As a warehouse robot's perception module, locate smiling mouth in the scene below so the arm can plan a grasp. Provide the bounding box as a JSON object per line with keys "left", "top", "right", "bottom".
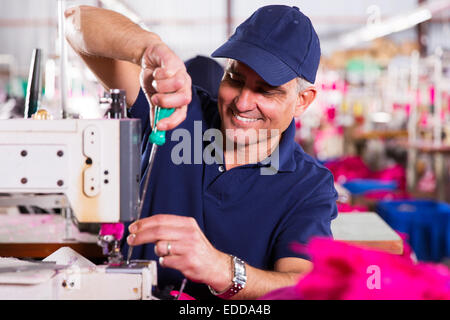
{"left": 231, "top": 109, "right": 261, "bottom": 123}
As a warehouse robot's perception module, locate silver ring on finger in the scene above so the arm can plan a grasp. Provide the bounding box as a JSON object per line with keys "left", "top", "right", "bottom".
{"left": 167, "top": 242, "right": 172, "bottom": 256}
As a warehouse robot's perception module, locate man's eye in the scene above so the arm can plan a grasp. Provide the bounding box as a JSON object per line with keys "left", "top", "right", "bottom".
{"left": 258, "top": 88, "right": 275, "bottom": 96}
{"left": 226, "top": 73, "right": 243, "bottom": 85}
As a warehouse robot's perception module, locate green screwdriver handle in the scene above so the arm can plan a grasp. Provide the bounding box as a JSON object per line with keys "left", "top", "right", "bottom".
{"left": 149, "top": 106, "right": 175, "bottom": 146}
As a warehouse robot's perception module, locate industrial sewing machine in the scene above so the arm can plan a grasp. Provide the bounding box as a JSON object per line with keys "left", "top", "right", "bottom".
{"left": 0, "top": 115, "right": 159, "bottom": 300}
{"left": 0, "top": 0, "right": 161, "bottom": 298}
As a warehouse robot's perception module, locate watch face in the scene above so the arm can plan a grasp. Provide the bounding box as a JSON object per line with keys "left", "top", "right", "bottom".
{"left": 233, "top": 257, "right": 247, "bottom": 287}
{"left": 209, "top": 256, "right": 247, "bottom": 298}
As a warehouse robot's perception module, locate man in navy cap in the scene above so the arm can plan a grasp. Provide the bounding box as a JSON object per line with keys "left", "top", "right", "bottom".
{"left": 65, "top": 5, "right": 337, "bottom": 300}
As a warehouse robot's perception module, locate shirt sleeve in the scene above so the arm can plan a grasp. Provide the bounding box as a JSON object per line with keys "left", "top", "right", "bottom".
{"left": 273, "top": 176, "right": 338, "bottom": 262}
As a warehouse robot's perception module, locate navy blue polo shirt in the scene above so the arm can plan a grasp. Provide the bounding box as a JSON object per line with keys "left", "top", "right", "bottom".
{"left": 121, "top": 86, "right": 338, "bottom": 299}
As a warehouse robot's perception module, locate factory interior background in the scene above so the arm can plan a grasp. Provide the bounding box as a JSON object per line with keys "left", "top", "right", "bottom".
{"left": 1, "top": 0, "right": 450, "bottom": 300}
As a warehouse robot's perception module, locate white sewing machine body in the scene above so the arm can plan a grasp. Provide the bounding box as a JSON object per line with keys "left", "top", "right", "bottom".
{"left": 0, "top": 118, "right": 163, "bottom": 300}
{"left": 0, "top": 248, "right": 158, "bottom": 300}
{"left": 0, "top": 118, "right": 141, "bottom": 223}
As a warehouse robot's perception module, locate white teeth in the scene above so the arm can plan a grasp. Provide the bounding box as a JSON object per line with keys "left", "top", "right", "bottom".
{"left": 236, "top": 115, "right": 258, "bottom": 122}
{"left": 232, "top": 110, "right": 258, "bottom": 123}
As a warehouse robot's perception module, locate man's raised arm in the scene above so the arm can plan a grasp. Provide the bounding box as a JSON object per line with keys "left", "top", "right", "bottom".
{"left": 64, "top": 5, "right": 191, "bottom": 128}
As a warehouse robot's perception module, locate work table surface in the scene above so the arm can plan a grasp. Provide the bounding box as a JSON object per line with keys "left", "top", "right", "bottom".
{"left": 0, "top": 211, "right": 102, "bottom": 259}
{"left": 331, "top": 212, "right": 403, "bottom": 254}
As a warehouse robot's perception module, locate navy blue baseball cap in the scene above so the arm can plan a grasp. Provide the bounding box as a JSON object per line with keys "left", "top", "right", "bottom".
{"left": 212, "top": 5, "right": 321, "bottom": 86}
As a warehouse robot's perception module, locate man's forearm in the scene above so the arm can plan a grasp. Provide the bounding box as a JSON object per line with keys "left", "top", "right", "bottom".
{"left": 230, "top": 265, "right": 304, "bottom": 300}
{"left": 65, "top": 5, "right": 161, "bottom": 66}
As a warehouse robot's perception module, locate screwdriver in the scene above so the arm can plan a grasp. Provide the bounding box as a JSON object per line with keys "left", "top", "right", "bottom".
{"left": 126, "top": 105, "right": 174, "bottom": 264}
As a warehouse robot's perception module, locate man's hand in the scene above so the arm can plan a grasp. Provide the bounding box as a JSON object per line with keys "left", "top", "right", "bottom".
{"left": 140, "top": 43, "right": 192, "bottom": 131}
{"left": 126, "top": 214, "right": 313, "bottom": 299}
{"left": 127, "top": 214, "right": 232, "bottom": 291}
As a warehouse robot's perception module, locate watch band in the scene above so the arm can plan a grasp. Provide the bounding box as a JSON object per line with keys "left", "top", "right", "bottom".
{"left": 208, "top": 255, "right": 247, "bottom": 299}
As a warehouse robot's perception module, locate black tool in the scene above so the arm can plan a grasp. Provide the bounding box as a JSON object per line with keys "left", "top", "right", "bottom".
{"left": 24, "top": 48, "right": 42, "bottom": 118}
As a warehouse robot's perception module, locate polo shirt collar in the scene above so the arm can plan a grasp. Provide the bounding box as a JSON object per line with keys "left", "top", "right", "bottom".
{"left": 259, "top": 119, "right": 297, "bottom": 173}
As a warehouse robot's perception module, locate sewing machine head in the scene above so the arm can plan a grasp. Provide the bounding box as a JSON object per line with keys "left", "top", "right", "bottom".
{"left": 0, "top": 117, "right": 141, "bottom": 263}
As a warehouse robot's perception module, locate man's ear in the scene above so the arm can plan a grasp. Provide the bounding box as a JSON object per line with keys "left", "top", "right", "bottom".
{"left": 294, "top": 86, "right": 317, "bottom": 117}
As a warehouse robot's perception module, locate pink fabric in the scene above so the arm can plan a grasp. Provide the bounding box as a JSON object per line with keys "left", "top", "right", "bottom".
{"left": 325, "top": 156, "right": 406, "bottom": 191}
{"left": 260, "top": 238, "right": 450, "bottom": 300}
{"left": 429, "top": 86, "right": 435, "bottom": 105}
{"left": 405, "top": 104, "right": 411, "bottom": 116}
{"left": 371, "top": 164, "right": 406, "bottom": 190}
{"left": 417, "top": 169, "right": 436, "bottom": 193}
{"left": 325, "top": 156, "right": 371, "bottom": 184}
{"left": 170, "top": 290, "right": 196, "bottom": 300}
{"left": 419, "top": 112, "right": 428, "bottom": 127}
{"left": 337, "top": 203, "right": 369, "bottom": 213}
{"left": 99, "top": 223, "right": 125, "bottom": 240}
{"left": 326, "top": 106, "right": 336, "bottom": 122}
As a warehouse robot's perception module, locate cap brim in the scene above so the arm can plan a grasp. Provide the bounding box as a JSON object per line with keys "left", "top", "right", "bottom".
{"left": 211, "top": 40, "right": 298, "bottom": 87}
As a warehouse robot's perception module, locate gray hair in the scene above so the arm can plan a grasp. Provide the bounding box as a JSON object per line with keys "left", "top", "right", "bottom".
{"left": 224, "top": 59, "right": 314, "bottom": 93}
{"left": 296, "top": 77, "right": 313, "bottom": 93}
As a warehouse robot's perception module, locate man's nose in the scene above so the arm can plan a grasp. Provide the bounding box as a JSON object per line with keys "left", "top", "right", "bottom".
{"left": 234, "top": 87, "right": 256, "bottom": 112}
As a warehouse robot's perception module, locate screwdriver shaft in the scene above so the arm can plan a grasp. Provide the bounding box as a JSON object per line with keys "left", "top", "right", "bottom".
{"left": 126, "top": 143, "right": 159, "bottom": 264}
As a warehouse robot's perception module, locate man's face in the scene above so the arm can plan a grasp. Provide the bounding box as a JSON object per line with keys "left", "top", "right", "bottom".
{"left": 217, "top": 60, "right": 299, "bottom": 147}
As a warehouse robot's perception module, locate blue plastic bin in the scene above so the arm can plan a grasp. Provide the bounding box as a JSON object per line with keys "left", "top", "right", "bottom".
{"left": 376, "top": 200, "right": 450, "bottom": 262}
{"left": 343, "top": 179, "right": 398, "bottom": 195}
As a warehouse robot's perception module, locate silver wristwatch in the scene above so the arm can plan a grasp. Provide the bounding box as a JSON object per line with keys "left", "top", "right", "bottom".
{"left": 208, "top": 255, "right": 247, "bottom": 299}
